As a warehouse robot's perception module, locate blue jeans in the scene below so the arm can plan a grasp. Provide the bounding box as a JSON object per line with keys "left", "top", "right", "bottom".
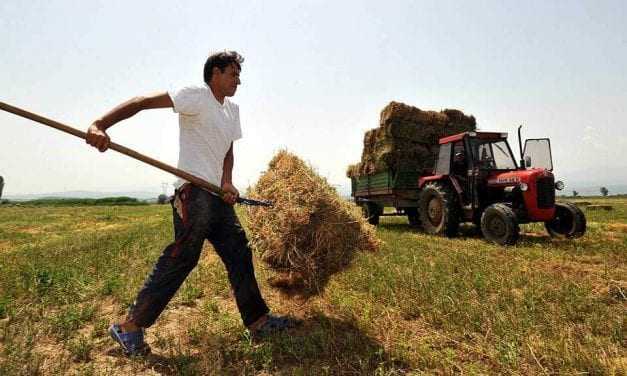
{"left": 126, "top": 184, "right": 269, "bottom": 327}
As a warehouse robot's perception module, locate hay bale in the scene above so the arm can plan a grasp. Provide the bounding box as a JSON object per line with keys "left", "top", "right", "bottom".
{"left": 380, "top": 102, "right": 476, "bottom": 143}
{"left": 346, "top": 163, "right": 361, "bottom": 178}
{"left": 349, "top": 102, "right": 476, "bottom": 178}
{"left": 356, "top": 133, "right": 436, "bottom": 176}
{"left": 247, "top": 150, "right": 380, "bottom": 295}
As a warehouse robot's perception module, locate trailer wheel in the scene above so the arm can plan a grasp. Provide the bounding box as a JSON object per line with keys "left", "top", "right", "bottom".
{"left": 361, "top": 202, "right": 381, "bottom": 226}
{"left": 480, "top": 204, "right": 519, "bottom": 246}
{"left": 418, "top": 182, "right": 460, "bottom": 237}
{"left": 405, "top": 208, "right": 420, "bottom": 227}
{"left": 545, "top": 202, "right": 586, "bottom": 238}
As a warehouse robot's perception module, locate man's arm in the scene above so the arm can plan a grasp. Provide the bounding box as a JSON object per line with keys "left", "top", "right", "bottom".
{"left": 221, "top": 142, "right": 239, "bottom": 205}
{"left": 86, "top": 92, "right": 173, "bottom": 152}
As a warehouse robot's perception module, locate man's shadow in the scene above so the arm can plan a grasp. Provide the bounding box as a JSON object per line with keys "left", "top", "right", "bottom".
{"left": 233, "top": 312, "right": 410, "bottom": 373}
{"left": 106, "top": 312, "right": 410, "bottom": 375}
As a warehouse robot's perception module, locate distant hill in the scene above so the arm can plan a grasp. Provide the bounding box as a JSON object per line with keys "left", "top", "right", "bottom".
{"left": 4, "top": 181, "right": 625, "bottom": 203}
{"left": 4, "top": 190, "right": 162, "bottom": 202}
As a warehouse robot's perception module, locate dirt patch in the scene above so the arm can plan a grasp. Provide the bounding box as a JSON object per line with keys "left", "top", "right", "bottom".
{"left": 96, "top": 224, "right": 125, "bottom": 231}
{"left": 607, "top": 223, "right": 627, "bottom": 233}
{"left": 35, "top": 339, "right": 71, "bottom": 374}
{"left": 31, "top": 296, "right": 211, "bottom": 375}
{"left": 17, "top": 227, "right": 44, "bottom": 234}
{"left": 545, "top": 261, "right": 598, "bottom": 279}
{"left": 533, "top": 258, "right": 626, "bottom": 298}
{"left": 70, "top": 222, "right": 126, "bottom": 232}
{"left": 603, "top": 231, "right": 625, "bottom": 242}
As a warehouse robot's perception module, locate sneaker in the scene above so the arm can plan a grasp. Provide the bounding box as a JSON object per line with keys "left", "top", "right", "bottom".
{"left": 108, "top": 324, "right": 151, "bottom": 356}
{"left": 250, "top": 314, "right": 301, "bottom": 339}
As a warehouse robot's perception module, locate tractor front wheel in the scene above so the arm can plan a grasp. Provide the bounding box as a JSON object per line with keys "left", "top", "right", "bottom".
{"left": 481, "top": 204, "right": 520, "bottom": 246}
{"left": 545, "top": 202, "right": 586, "bottom": 238}
{"left": 418, "top": 182, "right": 460, "bottom": 237}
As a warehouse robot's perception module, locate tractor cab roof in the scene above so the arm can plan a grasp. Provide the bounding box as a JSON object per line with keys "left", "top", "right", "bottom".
{"left": 439, "top": 131, "right": 509, "bottom": 145}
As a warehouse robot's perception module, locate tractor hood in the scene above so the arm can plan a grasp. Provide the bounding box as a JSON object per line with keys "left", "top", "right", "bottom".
{"left": 487, "top": 168, "right": 556, "bottom": 221}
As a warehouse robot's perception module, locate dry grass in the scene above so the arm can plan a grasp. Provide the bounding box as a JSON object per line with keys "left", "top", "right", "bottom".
{"left": 246, "top": 150, "right": 380, "bottom": 296}
{"left": 0, "top": 197, "right": 625, "bottom": 374}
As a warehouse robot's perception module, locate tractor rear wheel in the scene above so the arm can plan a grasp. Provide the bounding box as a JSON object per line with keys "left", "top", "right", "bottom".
{"left": 545, "top": 202, "right": 586, "bottom": 238}
{"left": 361, "top": 202, "right": 381, "bottom": 226}
{"left": 418, "top": 182, "right": 460, "bottom": 237}
{"left": 481, "top": 203, "right": 520, "bottom": 245}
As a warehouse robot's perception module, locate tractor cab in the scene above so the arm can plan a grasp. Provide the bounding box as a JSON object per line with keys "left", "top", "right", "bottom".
{"left": 434, "top": 130, "right": 556, "bottom": 174}
{"left": 427, "top": 132, "right": 525, "bottom": 216}
{"left": 434, "top": 131, "right": 518, "bottom": 175}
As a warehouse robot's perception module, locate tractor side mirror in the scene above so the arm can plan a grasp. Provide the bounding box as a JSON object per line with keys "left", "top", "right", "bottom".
{"left": 524, "top": 156, "right": 531, "bottom": 167}
{"left": 523, "top": 138, "right": 553, "bottom": 171}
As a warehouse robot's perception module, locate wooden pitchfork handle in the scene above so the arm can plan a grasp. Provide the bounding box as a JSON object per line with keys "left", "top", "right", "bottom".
{"left": 0, "top": 101, "right": 273, "bottom": 207}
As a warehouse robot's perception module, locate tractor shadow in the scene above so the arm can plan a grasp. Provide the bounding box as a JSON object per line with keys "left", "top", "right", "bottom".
{"left": 377, "top": 221, "right": 576, "bottom": 247}
{"left": 516, "top": 232, "right": 588, "bottom": 250}
{"left": 378, "top": 220, "right": 484, "bottom": 239}
{"left": 377, "top": 218, "right": 422, "bottom": 234}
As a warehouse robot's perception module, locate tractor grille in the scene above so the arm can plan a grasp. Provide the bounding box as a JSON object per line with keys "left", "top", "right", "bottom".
{"left": 536, "top": 176, "right": 555, "bottom": 208}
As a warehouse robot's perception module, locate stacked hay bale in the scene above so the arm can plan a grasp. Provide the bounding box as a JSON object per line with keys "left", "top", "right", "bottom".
{"left": 246, "top": 150, "right": 380, "bottom": 296}
{"left": 347, "top": 102, "right": 476, "bottom": 178}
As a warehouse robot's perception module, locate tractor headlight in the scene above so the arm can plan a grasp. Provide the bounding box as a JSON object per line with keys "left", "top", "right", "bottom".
{"left": 519, "top": 183, "right": 529, "bottom": 192}
{"left": 555, "top": 180, "right": 565, "bottom": 191}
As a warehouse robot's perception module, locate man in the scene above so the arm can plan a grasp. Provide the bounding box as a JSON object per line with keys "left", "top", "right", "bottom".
{"left": 87, "top": 51, "right": 296, "bottom": 356}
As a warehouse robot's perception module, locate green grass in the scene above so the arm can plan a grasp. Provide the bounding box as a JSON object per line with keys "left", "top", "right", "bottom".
{"left": 0, "top": 198, "right": 625, "bottom": 374}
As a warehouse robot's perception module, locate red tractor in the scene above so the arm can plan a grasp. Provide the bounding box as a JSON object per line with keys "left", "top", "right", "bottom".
{"left": 417, "top": 126, "right": 586, "bottom": 245}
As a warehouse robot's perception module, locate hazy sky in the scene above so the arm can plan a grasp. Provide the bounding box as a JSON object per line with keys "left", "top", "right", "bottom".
{"left": 1, "top": 0, "right": 626, "bottom": 196}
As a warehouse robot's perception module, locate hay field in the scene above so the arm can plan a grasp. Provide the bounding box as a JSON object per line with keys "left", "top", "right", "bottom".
{"left": 0, "top": 198, "right": 625, "bottom": 375}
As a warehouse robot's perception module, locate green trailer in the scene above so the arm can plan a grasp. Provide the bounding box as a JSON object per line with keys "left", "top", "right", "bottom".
{"left": 350, "top": 169, "right": 427, "bottom": 225}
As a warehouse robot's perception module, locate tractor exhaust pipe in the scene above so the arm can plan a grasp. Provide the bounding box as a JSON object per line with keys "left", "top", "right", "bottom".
{"left": 517, "top": 125, "right": 525, "bottom": 169}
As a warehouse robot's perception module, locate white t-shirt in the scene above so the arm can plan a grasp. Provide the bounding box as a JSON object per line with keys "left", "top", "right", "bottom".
{"left": 168, "top": 84, "right": 242, "bottom": 188}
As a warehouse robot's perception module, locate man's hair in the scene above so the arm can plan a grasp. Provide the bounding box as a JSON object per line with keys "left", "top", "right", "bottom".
{"left": 203, "top": 51, "right": 244, "bottom": 84}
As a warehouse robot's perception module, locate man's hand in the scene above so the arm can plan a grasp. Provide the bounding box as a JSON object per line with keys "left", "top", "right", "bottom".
{"left": 221, "top": 182, "right": 239, "bottom": 205}
{"left": 86, "top": 122, "right": 111, "bottom": 152}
